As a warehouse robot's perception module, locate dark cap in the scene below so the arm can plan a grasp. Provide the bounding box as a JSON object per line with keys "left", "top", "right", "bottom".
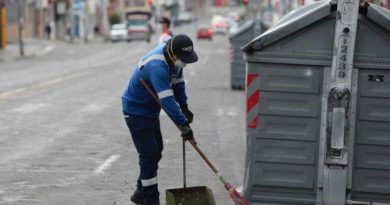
{"left": 159, "top": 17, "right": 171, "bottom": 26}
{"left": 170, "top": 34, "right": 198, "bottom": 64}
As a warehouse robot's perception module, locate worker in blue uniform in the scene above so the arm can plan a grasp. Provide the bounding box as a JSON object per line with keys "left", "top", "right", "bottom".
{"left": 122, "top": 34, "right": 198, "bottom": 205}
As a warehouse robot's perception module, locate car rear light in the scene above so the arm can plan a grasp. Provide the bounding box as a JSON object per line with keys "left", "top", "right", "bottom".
{"left": 208, "top": 29, "right": 213, "bottom": 34}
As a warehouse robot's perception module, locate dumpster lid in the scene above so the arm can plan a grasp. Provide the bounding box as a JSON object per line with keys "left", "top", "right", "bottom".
{"left": 242, "top": 0, "right": 332, "bottom": 53}
{"left": 367, "top": 3, "right": 390, "bottom": 32}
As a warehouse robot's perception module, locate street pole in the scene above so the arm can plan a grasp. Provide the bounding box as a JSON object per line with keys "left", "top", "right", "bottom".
{"left": 0, "top": 0, "right": 7, "bottom": 49}
{"left": 70, "top": 0, "right": 74, "bottom": 43}
{"left": 17, "top": 0, "right": 24, "bottom": 57}
{"left": 102, "top": 0, "right": 108, "bottom": 39}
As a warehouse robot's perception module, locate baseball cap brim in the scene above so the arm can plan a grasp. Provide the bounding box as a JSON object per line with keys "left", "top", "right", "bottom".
{"left": 178, "top": 50, "right": 198, "bottom": 64}
{"left": 159, "top": 18, "right": 170, "bottom": 25}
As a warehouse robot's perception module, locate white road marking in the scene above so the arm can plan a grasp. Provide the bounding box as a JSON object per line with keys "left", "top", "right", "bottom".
{"left": 3, "top": 196, "right": 25, "bottom": 202}
{"left": 12, "top": 103, "right": 47, "bottom": 113}
{"left": 2, "top": 192, "right": 40, "bottom": 202}
{"left": 214, "top": 107, "right": 239, "bottom": 117}
{"left": 215, "top": 107, "right": 224, "bottom": 116}
{"left": 94, "top": 154, "right": 120, "bottom": 174}
{"left": 227, "top": 110, "right": 238, "bottom": 116}
{"left": 0, "top": 71, "right": 88, "bottom": 101}
{"left": 79, "top": 103, "right": 108, "bottom": 113}
{"left": 6, "top": 169, "right": 91, "bottom": 174}
{"left": 216, "top": 48, "right": 226, "bottom": 54}
{"left": 36, "top": 45, "right": 55, "bottom": 57}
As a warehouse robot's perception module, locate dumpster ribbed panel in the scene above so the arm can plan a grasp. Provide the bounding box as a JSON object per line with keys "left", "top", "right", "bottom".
{"left": 245, "top": 63, "right": 322, "bottom": 204}
{"left": 353, "top": 18, "right": 390, "bottom": 203}
{"left": 359, "top": 97, "right": 390, "bottom": 122}
{"left": 357, "top": 121, "right": 390, "bottom": 146}
{"left": 255, "top": 139, "right": 316, "bottom": 165}
{"left": 352, "top": 68, "right": 390, "bottom": 201}
{"left": 253, "top": 163, "right": 315, "bottom": 189}
{"left": 259, "top": 92, "right": 319, "bottom": 117}
{"left": 259, "top": 116, "right": 318, "bottom": 141}
{"left": 359, "top": 70, "right": 390, "bottom": 98}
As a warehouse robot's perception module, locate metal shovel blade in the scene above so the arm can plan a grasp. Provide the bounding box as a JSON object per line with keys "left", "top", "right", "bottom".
{"left": 166, "top": 186, "right": 216, "bottom": 205}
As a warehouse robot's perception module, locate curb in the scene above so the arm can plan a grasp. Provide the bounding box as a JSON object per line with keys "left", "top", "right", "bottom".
{"left": 0, "top": 43, "right": 55, "bottom": 63}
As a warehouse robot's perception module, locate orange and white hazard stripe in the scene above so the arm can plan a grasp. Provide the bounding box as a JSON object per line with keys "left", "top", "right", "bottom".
{"left": 229, "top": 45, "right": 234, "bottom": 64}
{"left": 246, "top": 64, "right": 260, "bottom": 129}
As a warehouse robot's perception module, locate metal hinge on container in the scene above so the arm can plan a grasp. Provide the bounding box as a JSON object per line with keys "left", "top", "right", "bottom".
{"left": 320, "top": 0, "right": 363, "bottom": 205}
{"left": 324, "top": 0, "right": 362, "bottom": 166}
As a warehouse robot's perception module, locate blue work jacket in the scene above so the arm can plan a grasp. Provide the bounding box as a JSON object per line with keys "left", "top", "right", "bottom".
{"left": 122, "top": 44, "right": 188, "bottom": 125}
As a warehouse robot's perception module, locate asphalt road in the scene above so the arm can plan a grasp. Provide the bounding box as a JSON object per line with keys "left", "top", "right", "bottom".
{"left": 0, "top": 22, "right": 246, "bottom": 205}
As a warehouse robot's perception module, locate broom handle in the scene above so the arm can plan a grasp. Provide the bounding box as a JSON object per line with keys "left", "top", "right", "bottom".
{"left": 183, "top": 138, "right": 186, "bottom": 189}
{"left": 139, "top": 79, "right": 251, "bottom": 205}
{"left": 139, "top": 79, "right": 221, "bottom": 178}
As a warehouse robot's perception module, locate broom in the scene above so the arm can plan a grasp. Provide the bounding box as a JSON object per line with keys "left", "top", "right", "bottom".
{"left": 140, "top": 79, "right": 250, "bottom": 205}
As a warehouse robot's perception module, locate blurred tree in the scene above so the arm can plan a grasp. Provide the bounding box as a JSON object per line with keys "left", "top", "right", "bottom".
{"left": 109, "top": 12, "right": 121, "bottom": 25}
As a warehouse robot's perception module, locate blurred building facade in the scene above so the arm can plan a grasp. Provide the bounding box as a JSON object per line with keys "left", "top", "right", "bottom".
{"left": 366, "top": 0, "right": 389, "bottom": 8}
{"left": 4, "top": 0, "right": 37, "bottom": 43}
{"left": 0, "top": 0, "right": 113, "bottom": 48}
{"left": 304, "top": 0, "right": 389, "bottom": 8}
{"left": 2, "top": 0, "right": 387, "bottom": 49}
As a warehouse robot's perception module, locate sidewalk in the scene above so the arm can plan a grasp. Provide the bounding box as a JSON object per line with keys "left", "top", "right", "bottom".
{"left": 0, "top": 39, "right": 54, "bottom": 62}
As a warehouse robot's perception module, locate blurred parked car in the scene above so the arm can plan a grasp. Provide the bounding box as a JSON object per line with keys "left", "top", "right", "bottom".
{"left": 211, "top": 15, "right": 228, "bottom": 35}
{"left": 126, "top": 11, "right": 152, "bottom": 43}
{"left": 177, "top": 11, "right": 193, "bottom": 24}
{"left": 225, "top": 16, "right": 239, "bottom": 31}
{"left": 197, "top": 27, "right": 213, "bottom": 40}
{"left": 109, "top": 24, "right": 127, "bottom": 42}
{"left": 227, "top": 11, "right": 241, "bottom": 21}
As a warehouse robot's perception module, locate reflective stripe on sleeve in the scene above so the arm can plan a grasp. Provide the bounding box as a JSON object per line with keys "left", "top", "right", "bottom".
{"left": 158, "top": 89, "right": 173, "bottom": 99}
{"left": 141, "top": 176, "right": 158, "bottom": 187}
{"left": 137, "top": 54, "right": 167, "bottom": 69}
{"left": 172, "top": 78, "right": 185, "bottom": 85}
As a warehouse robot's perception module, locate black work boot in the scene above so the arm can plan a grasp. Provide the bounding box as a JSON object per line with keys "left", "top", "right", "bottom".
{"left": 130, "top": 190, "right": 144, "bottom": 205}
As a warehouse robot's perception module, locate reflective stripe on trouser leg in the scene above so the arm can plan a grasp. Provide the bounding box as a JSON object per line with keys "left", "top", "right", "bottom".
{"left": 142, "top": 176, "right": 158, "bottom": 187}
{"left": 125, "top": 115, "right": 163, "bottom": 205}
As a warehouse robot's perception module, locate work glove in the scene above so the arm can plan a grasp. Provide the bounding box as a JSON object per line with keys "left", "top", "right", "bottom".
{"left": 179, "top": 122, "right": 193, "bottom": 141}
{"left": 181, "top": 105, "right": 194, "bottom": 123}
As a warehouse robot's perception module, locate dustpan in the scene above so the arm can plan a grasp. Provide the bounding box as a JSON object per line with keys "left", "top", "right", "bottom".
{"left": 166, "top": 140, "right": 216, "bottom": 205}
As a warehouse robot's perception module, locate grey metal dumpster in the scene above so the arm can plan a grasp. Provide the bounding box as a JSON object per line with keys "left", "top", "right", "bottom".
{"left": 242, "top": 1, "right": 390, "bottom": 205}
{"left": 229, "top": 20, "right": 268, "bottom": 90}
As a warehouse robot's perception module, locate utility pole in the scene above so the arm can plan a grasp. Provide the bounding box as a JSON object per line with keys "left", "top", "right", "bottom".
{"left": 17, "top": 0, "right": 24, "bottom": 57}
{"left": 103, "top": 0, "right": 108, "bottom": 38}
{"left": 100, "top": 0, "right": 108, "bottom": 39}
{"left": 70, "top": 0, "right": 74, "bottom": 43}
{"left": 0, "top": 0, "right": 7, "bottom": 49}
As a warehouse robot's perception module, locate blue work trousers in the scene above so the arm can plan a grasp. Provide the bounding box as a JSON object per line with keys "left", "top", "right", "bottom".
{"left": 125, "top": 114, "right": 163, "bottom": 205}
